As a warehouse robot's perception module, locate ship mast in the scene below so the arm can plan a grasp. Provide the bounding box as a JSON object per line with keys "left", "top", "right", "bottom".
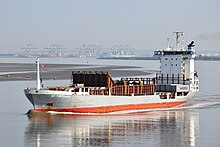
{"left": 36, "top": 57, "right": 41, "bottom": 90}
{"left": 174, "top": 32, "right": 184, "bottom": 50}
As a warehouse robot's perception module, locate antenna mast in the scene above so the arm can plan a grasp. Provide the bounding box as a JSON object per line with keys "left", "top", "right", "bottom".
{"left": 167, "top": 38, "right": 170, "bottom": 48}
{"left": 173, "top": 32, "right": 184, "bottom": 50}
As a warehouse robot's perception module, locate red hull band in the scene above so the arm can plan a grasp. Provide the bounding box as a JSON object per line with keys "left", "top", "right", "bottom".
{"left": 33, "top": 101, "right": 185, "bottom": 113}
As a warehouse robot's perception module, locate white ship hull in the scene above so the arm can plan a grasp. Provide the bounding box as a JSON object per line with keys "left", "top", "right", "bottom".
{"left": 25, "top": 89, "right": 195, "bottom": 113}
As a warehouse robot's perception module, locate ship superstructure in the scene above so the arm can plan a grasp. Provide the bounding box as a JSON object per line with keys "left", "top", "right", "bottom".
{"left": 24, "top": 32, "right": 199, "bottom": 114}
{"left": 154, "top": 32, "right": 199, "bottom": 98}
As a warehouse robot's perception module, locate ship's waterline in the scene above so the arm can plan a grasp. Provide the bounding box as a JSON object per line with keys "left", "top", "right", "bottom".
{"left": 29, "top": 101, "right": 186, "bottom": 113}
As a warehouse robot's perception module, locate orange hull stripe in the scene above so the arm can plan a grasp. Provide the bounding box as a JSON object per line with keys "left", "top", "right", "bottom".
{"left": 34, "top": 101, "right": 185, "bottom": 113}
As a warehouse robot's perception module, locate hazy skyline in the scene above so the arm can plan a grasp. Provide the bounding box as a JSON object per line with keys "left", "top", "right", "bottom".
{"left": 0, "top": 0, "right": 220, "bottom": 52}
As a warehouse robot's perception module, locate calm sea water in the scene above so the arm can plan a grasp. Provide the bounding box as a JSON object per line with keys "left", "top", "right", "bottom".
{"left": 0, "top": 58, "right": 220, "bottom": 147}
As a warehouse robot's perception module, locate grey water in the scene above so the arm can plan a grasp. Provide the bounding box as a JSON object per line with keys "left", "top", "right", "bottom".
{"left": 0, "top": 58, "right": 220, "bottom": 147}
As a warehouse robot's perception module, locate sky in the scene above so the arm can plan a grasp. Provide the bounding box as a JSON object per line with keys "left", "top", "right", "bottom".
{"left": 0, "top": 0, "right": 220, "bottom": 53}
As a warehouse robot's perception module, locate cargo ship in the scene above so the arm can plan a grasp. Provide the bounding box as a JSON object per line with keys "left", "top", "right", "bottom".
{"left": 24, "top": 32, "right": 199, "bottom": 114}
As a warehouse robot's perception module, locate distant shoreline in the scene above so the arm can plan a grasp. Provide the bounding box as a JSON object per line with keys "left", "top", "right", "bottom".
{"left": 0, "top": 63, "right": 153, "bottom": 81}
{"left": 97, "top": 56, "right": 220, "bottom": 61}
{"left": 1, "top": 55, "right": 220, "bottom": 61}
